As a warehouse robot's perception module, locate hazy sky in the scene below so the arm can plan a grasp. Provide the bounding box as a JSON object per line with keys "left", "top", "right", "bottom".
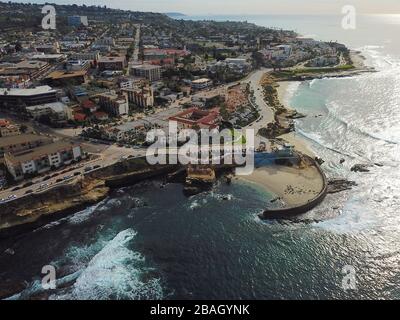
{"left": 12, "top": 0, "right": 400, "bottom": 15}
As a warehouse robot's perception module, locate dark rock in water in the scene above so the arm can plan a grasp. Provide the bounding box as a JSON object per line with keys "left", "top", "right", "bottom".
{"left": 374, "top": 162, "right": 384, "bottom": 167}
{"left": 315, "top": 157, "right": 325, "bottom": 165}
{"left": 351, "top": 164, "right": 371, "bottom": 173}
{"left": 225, "top": 174, "right": 233, "bottom": 185}
{"left": 270, "top": 197, "right": 281, "bottom": 203}
{"left": 340, "top": 158, "right": 346, "bottom": 164}
{"left": 327, "top": 179, "right": 357, "bottom": 194}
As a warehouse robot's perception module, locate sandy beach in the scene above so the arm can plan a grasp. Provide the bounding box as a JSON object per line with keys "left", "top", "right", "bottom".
{"left": 276, "top": 81, "right": 293, "bottom": 106}
{"left": 241, "top": 165, "right": 324, "bottom": 207}
{"left": 239, "top": 75, "right": 324, "bottom": 207}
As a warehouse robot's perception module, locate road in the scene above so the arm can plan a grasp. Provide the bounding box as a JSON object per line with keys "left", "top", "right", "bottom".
{"left": 127, "top": 24, "right": 141, "bottom": 75}
{"left": 0, "top": 68, "right": 274, "bottom": 204}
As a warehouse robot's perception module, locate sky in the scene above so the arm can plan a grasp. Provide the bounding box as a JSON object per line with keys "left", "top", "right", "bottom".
{"left": 11, "top": 0, "right": 400, "bottom": 15}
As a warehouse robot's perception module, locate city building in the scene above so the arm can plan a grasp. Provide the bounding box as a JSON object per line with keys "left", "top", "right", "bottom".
{"left": 70, "top": 51, "right": 100, "bottom": 62}
{"left": 0, "top": 60, "right": 49, "bottom": 79}
{"left": 98, "top": 56, "right": 126, "bottom": 71}
{"left": 68, "top": 15, "right": 88, "bottom": 27}
{"left": 45, "top": 70, "right": 87, "bottom": 86}
{"left": 35, "top": 42, "right": 60, "bottom": 54}
{"left": 191, "top": 78, "right": 213, "bottom": 90}
{"left": 130, "top": 64, "right": 162, "bottom": 82}
{"left": 169, "top": 107, "right": 221, "bottom": 130}
{"left": 117, "top": 77, "right": 143, "bottom": 89}
{"left": 4, "top": 141, "right": 83, "bottom": 180}
{"left": 0, "top": 119, "right": 20, "bottom": 137}
{"left": 0, "top": 86, "right": 57, "bottom": 107}
{"left": 98, "top": 92, "right": 129, "bottom": 117}
{"left": 123, "top": 85, "right": 154, "bottom": 109}
{"left": 26, "top": 102, "right": 73, "bottom": 121}
{"left": 66, "top": 60, "right": 91, "bottom": 71}
{"left": 0, "top": 134, "right": 52, "bottom": 156}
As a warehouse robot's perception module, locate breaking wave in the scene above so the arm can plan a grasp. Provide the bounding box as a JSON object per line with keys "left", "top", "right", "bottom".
{"left": 6, "top": 229, "right": 164, "bottom": 300}
{"left": 51, "top": 229, "right": 163, "bottom": 300}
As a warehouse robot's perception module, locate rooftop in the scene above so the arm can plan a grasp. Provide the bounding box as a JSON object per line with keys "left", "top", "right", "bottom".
{"left": 6, "top": 141, "right": 80, "bottom": 164}
{"left": 98, "top": 56, "right": 126, "bottom": 63}
{"left": 46, "top": 70, "right": 87, "bottom": 80}
{"left": 0, "top": 86, "right": 56, "bottom": 96}
{"left": 26, "top": 102, "right": 69, "bottom": 113}
{"left": 0, "top": 134, "right": 51, "bottom": 148}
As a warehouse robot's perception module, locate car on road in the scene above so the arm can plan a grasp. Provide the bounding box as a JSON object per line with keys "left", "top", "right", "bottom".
{"left": 11, "top": 186, "right": 21, "bottom": 191}
{"left": 84, "top": 166, "right": 93, "bottom": 172}
{"left": 7, "top": 194, "right": 17, "bottom": 200}
{"left": 22, "top": 181, "right": 34, "bottom": 188}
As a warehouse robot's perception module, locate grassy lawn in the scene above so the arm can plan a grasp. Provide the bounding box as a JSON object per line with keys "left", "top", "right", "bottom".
{"left": 271, "top": 64, "right": 355, "bottom": 79}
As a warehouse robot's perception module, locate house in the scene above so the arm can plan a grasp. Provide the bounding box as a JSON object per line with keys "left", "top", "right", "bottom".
{"left": 93, "top": 111, "right": 109, "bottom": 121}
{"left": 81, "top": 100, "right": 98, "bottom": 113}
{"left": 73, "top": 112, "right": 87, "bottom": 123}
{"left": 0, "top": 119, "right": 21, "bottom": 137}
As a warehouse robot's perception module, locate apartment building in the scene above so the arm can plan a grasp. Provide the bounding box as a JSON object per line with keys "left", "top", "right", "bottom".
{"left": 98, "top": 56, "right": 126, "bottom": 71}
{"left": 98, "top": 92, "right": 129, "bottom": 117}
{"left": 4, "top": 141, "right": 83, "bottom": 180}
{"left": 130, "top": 64, "right": 162, "bottom": 82}
{"left": 0, "top": 134, "right": 52, "bottom": 156}
{"left": 123, "top": 85, "right": 154, "bottom": 109}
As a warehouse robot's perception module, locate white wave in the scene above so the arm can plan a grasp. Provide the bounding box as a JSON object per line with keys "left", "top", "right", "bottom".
{"left": 50, "top": 229, "right": 163, "bottom": 300}
{"left": 313, "top": 197, "right": 379, "bottom": 234}
{"left": 282, "top": 81, "right": 301, "bottom": 106}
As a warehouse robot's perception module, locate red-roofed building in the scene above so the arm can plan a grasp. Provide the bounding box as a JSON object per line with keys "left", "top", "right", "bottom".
{"left": 74, "top": 112, "right": 87, "bottom": 122}
{"left": 81, "top": 100, "right": 98, "bottom": 113}
{"left": 93, "top": 111, "right": 109, "bottom": 121}
{"left": 169, "top": 107, "right": 221, "bottom": 130}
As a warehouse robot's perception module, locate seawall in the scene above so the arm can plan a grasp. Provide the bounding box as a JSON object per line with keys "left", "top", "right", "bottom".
{"left": 259, "top": 154, "right": 328, "bottom": 220}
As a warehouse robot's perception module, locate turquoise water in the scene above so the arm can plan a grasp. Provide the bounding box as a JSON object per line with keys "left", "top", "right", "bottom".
{"left": 1, "top": 14, "right": 400, "bottom": 300}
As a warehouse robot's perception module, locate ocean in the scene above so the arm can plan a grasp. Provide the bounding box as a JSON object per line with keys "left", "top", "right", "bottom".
{"left": 1, "top": 14, "right": 400, "bottom": 300}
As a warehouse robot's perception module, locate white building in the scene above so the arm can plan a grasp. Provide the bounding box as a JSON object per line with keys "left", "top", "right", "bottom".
{"left": 66, "top": 60, "right": 91, "bottom": 71}
{"left": 99, "top": 92, "right": 129, "bottom": 117}
{"left": 4, "top": 141, "right": 83, "bottom": 180}
{"left": 191, "top": 78, "right": 213, "bottom": 90}
{"left": 130, "top": 64, "right": 162, "bottom": 82}
{"left": 26, "top": 102, "right": 73, "bottom": 121}
{"left": 123, "top": 85, "right": 154, "bottom": 109}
